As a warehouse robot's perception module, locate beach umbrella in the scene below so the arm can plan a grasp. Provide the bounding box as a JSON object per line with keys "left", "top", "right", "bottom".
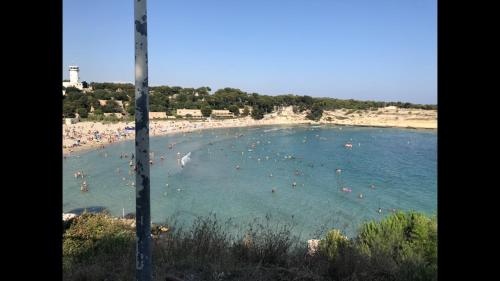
{"left": 134, "top": 1, "right": 152, "bottom": 280}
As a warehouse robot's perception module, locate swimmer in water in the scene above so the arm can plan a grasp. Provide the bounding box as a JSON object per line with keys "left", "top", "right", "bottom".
{"left": 269, "top": 173, "right": 273, "bottom": 177}
{"left": 292, "top": 182, "right": 297, "bottom": 188}
{"left": 335, "top": 168, "right": 342, "bottom": 174}
{"left": 370, "top": 184, "right": 375, "bottom": 189}
{"left": 236, "top": 165, "right": 240, "bottom": 170}
{"left": 359, "top": 193, "right": 364, "bottom": 199}
{"left": 272, "top": 189, "right": 276, "bottom": 193}
{"left": 81, "top": 181, "right": 88, "bottom": 192}
{"left": 378, "top": 208, "right": 382, "bottom": 214}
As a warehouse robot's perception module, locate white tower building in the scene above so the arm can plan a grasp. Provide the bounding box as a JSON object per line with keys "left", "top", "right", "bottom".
{"left": 63, "top": 65, "right": 84, "bottom": 91}
{"left": 69, "top": 65, "right": 80, "bottom": 84}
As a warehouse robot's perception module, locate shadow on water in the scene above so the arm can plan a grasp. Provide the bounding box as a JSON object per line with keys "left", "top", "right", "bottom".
{"left": 67, "top": 206, "right": 108, "bottom": 215}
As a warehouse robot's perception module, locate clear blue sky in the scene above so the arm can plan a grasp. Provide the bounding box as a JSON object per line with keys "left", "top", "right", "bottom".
{"left": 63, "top": 0, "right": 437, "bottom": 104}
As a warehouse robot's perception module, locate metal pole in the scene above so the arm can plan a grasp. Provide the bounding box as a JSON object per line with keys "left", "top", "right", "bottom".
{"left": 134, "top": 0, "right": 151, "bottom": 280}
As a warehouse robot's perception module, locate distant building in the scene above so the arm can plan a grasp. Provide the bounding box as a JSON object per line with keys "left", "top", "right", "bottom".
{"left": 103, "top": 113, "right": 124, "bottom": 119}
{"left": 149, "top": 112, "right": 167, "bottom": 119}
{"left": 62, "top": 65, "right": 92, "bottom": 93}
{"left": 63, "top": 66, "right": 84, "bottom": 90}
{"left": 212, "top": 109, "right": 234, "bottom": 118}
{"left": 176, "top": 109, "right": 203, "bottom": 118}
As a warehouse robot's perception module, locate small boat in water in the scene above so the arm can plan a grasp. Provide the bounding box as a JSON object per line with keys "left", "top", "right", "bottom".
{"left": 181, "top": 152, "right": 191, "bottom": 168}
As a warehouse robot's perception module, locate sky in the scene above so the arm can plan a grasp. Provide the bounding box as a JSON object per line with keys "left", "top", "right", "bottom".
{"left": 63, "top": 0, "right": 437, "bottom": 104}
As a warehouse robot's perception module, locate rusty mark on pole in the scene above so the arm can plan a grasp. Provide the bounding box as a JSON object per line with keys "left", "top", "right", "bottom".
{"left": 134, "top": 0, "right": 151, "bottom": 280}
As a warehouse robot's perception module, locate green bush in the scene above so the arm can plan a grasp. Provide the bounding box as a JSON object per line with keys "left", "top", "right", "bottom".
{"left": 62, "top": 211, "right": 436, "bottom": 281}
{"left": 228, "top": 105, "right": 240, "bottom": 116}
{"left": 201, "top": 107, "right": 212, "bottom": 117}
{"left": 318, "top": 229, "right": 349, "bottom": 262}
{"left": 355, "top": 211, "right": 437, "bottom": 280}
{"left": 242, "top": 107, "right": 250, "bottom": 116}
{"left": 306, "top": 104, "right": 323, "bottom": 121}
{"left": 63, "top": 213, "right": 135, "bottom": 280}
{"left": 76, "top": 108, "right": 88, "bottom": 118}
{"left": 251, "top": 108, "right": 264, "bottom": 120}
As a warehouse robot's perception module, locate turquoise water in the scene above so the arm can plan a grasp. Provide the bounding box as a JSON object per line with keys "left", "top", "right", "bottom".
{"left": 63, "top": 125, "right": 437, "bottom": 238}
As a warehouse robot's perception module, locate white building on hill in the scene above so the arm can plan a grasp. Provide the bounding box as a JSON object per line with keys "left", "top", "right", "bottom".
{"left": 63, "top": 65, "right": 84, "bottom": 90}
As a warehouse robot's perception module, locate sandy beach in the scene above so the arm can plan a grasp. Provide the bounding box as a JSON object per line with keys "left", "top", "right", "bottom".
{"left": 63, "top": 106, "right": 436, "bottom": 155}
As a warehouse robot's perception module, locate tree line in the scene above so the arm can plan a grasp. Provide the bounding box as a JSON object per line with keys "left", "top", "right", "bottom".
{"left": 63, "top": 83, "right": 437, "bottom": 120}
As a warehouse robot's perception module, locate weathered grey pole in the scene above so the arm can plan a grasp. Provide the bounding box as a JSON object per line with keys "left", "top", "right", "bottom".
{"left": 134, "top": 0, "right": 151, "bottom": 280}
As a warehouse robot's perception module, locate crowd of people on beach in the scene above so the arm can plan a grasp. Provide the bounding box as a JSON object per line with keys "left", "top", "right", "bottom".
{"left": 63, "top": 124, "right": 135, "bottom": 151}
{"left": 62, "top": 117, "right": 316, "bottom": 155}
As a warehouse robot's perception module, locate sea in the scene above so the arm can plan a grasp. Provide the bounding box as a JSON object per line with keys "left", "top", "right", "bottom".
{"left": 63, "top": 125, "right": 437, "bottom": 239}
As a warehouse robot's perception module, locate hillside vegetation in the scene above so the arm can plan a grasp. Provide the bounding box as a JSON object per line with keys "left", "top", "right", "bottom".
{"left": 63, "top": 211, "right": 437, "bottom": 281}
{"left": 63, "top": 84, "right": 437, "bottom": 121}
